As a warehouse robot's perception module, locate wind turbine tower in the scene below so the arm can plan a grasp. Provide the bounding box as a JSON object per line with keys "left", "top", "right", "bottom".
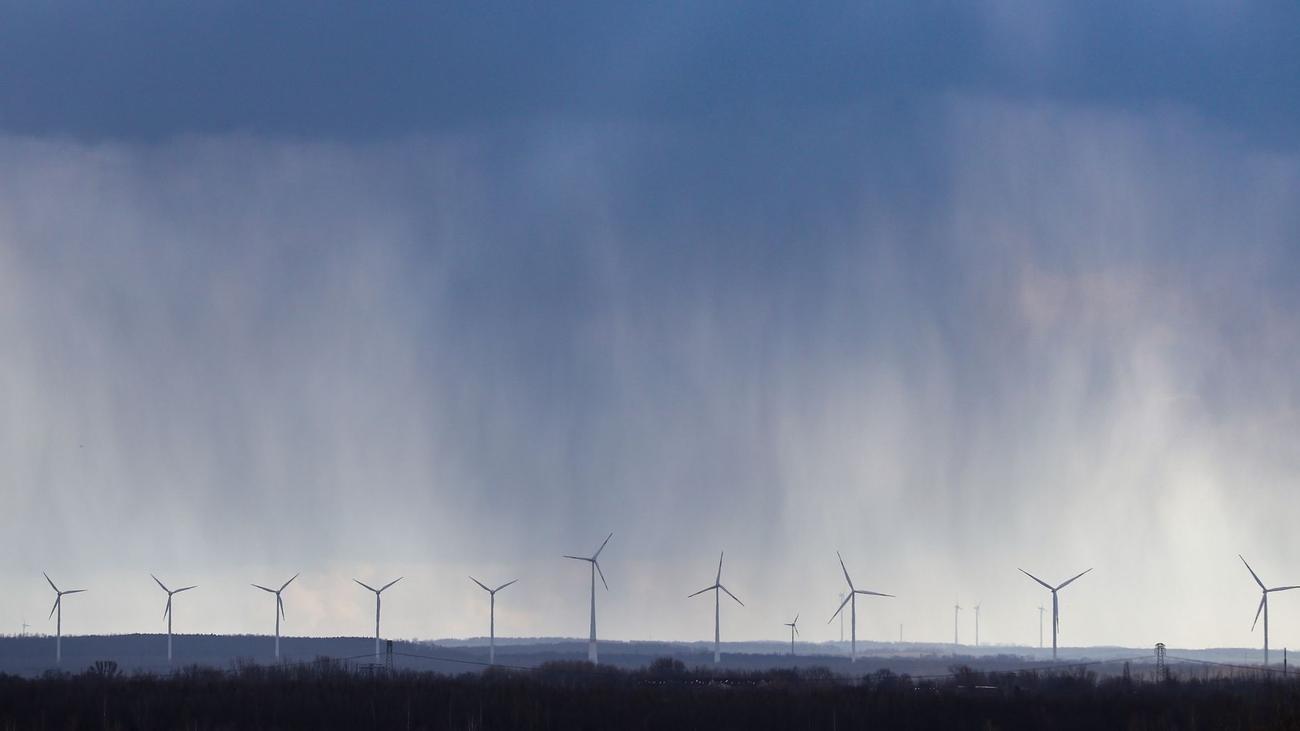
{"left": 974, "top": 603, "right": 981, "bottom": 647}
{"left": 152, "top": 575, "right": 197, "bottom": 663}
{"left": 469, "top": 576, "right": 517, "bottom": 666}
{"left": 688, "top": 552, "right": 744, "bottom": 664}
{"left": 828, "top": 552, "right": 894, "bottom": 662}
{"left": 354, "top": 577, "right": 403, "bottom": 659}
{"left": 953, "top": 599, "right": 962, "bottom": 647}
{"left": 563, "top": 532, "right": 612, "bottom": 663}
{"left": 1240, "top": 554, "right": 1300, "bottom": 666}
{"left": 43, "top": 573, "right": 85, "bottom": 665}
{"left": 1018, "top": 567, "right": 1092, "bottom": 661}
{"left": 251, "top": 573, "right": 298, "bottom": 659}
{"left": 784, "top": 614, "right": 800, "bottom": 656}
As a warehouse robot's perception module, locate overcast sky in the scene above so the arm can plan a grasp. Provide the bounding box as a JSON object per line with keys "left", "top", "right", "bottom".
{"left": 2, "top": 2, "right": 1299, "bottom": 652}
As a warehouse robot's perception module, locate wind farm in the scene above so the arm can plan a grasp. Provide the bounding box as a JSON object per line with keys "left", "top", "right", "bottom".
{"left": 3, "top": 1, "right": 1297, "bottom": 727}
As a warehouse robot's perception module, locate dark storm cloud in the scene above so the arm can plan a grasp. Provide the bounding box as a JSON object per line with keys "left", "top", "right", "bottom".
{"left": 1, "top": 1, "right": 1296, "bottom": 144}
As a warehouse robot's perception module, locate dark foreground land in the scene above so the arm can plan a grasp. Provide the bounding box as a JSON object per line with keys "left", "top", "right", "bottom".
{"left": 3, "top": 659, "right": 1300, "bottom": 730}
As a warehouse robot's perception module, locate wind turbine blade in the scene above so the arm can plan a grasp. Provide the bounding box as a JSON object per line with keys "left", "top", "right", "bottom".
{"left": 592, "top": 532, "right": 613, "bottom": 561}
{"left": 795, "top": 626, "right": 800, "bottom": 637}
{"left": 720, "top": 585, "right": 743, "bottom": 606}
{"left": 380, "top": 577, "right": 403, "bottom": 592}
{"left": 856, "top": 589, "right": 894, "bottom": 598}
{"left": 1055, "top": 568, "right": 1093, "bottom": 590}
{"left": 688, "top": 586, "right": 716, "bottom": 598}
{"left": 353, "top": 579, "right": 378, "bottom": 592}
{"left": 1018, "top": 568, "right": 1053, "bottom": 591}
{"left": 793, "top": 614, "right": 799, "bottom": 625}
{"left": 152, "top": 574, "right": 170, "bottom": 593}
{"left": 495, "top": 579, "right": 518, "bottom": 592}
{"left": 469, "top": 576, "right": 491, "bottom": 592}
{"left": 174, "top": 585, "right": 198, "bottom": 593}
{"left": 1252, "top": 595, "right": 1265, "bottom": 631}
{"left": 279, "top": 594, "right": 286, "bottom": 620}
{"left": 44, "top": 572, "right": 59, "bottom": 593}
{"left": 829, "top": 592, "right": 851, "bottom": 623}
{"left": 49, "top": 598, "right": 59, "bottom": 620}
{"left": 251, "top": 584, "right": 275, "bottom": 593}
{"left": 1270, "top": 585, "right": 1300, "bottom": 592}
{"left": 716, "top": 552, "right": 724, "bottom": 585}
{"left": 836, "top": 552, "right": 854, "bottom": 591}
{"left": 562, "top": 555, "right": 589, "bottom": 562}
{"left": 594, "top": 561, "right": 609, "bottom": 590}
{"left": 280, "top": 573, "right": 300, "bottom": 592}
{"left": 1240, "top": 555, "right": 1266, "bottom": 590}
{"left": 164, "top": 598, "right": 172, "bottom": 619}
{"left": 63, "top": 589, "right": 86, "bottom": 595}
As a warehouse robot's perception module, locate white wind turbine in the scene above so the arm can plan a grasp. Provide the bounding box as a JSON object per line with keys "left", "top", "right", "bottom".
{"left": 1240, "top": 554, "right": 1300, "bottom": 666}
{"left": 828, "top": 552, "right": 893, "bottom": 662}
{"left": 974, "top": 602, "right": 981, "bottom": 647}
{"left": 563, "top": 532, "right": 612, "bottom": 663}
{"left": 1018, "top": 567, "right": 1091, "bottom": 661}
{"left": 1037, "top": 605, "right": 1045, "bottom": 648}
{"left": 44, "top": 573, "right": 85, "bottom": 665}
{"left": 784, "top": 614, "right": 800, "bottom": 656}
{"left": 354, "top": 577, "right": 403, "bottom": 659}
{"left": 251, "top": 573, "right": 298, "bottom": 660}
{"left": 953, "top": 599, "right": 962, "bottom": 647}
{"left": 688, "top": 551, "right": 744, "bottom": 664}
{"left": 469, "top": 576, "right": 518, "bottom": 666}
{"left": 152, "top": 574, "right": 197, "bottom": 663}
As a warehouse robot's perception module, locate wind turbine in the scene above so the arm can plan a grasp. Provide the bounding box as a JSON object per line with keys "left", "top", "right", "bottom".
{"left": 783, "top": 614, "right": 799, "bottom": 656}
{"left": 1018, "top": 567, "right": 1091, "bottom": 661}
{"left": 43, "top": 573, "right": 85, "bottom": 665}
{"left": 1240, "top": 554, "right": 1300, "bottom": 666}
{"left": 469, "top": 576, "right": 517, "bottom": 666}
{"left": 688, "top": 551, "right": 744, "bottom": 664}
{"left": 251, "top": 573, "right": 298, "bottom": 660}
{"left": 828, "top": 552, "right": 893, "bottom": 662}
{"left": 974, "top": 603, "right": 981, "bottom": 647}
{"left": 953, "top": 599, "right": 962, "bottom": 647}
{"left": 354, "top": 577, "right": 402, "bottom": 659}
{"left": 151, "top": 575, "right": 197, "bottom": 663}
{"left": 563, "top": 532, "right": 612, "bottom": 663}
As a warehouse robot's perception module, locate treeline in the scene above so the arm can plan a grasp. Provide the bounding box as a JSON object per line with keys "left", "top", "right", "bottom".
{"left": 2, "top": 658, "right": 1300, "bottom": 729}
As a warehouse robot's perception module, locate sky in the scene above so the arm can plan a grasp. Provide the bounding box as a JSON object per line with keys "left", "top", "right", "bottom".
{"left": 2, "top": 2, "right": 1300, "bottom": 652}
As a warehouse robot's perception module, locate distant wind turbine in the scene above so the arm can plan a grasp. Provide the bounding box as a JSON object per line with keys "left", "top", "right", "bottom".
{"left": 784, "top": 614, "right": 800, "bottom": 656}
{"left": 354, "top": 577, "right": 402, "bottom": 659}
{"left": 953, "top": 599, "right": 962, "bottom": 647}
{"left": 251, "top": 573, "right": 298, "bottom": 659}
{"left": 1240, "top": 554, "right": 1300, "bottom": 666}
{"left": 828, "top": 552, "right": 894, "bottom": 662}
{"left": 1038, "top": 605, "right": 1045, "bottom": 648}
{"left": 688, "top": 552, "right": 744, "bottom": 664}
{"left": 1018, "top": 567, "right": 1091, "bottom": 661}
{"left": 563, "top": 532, "right": 612, "bottom": 663}
{"left": 152, "top": 575, "right": 197, "bottom": 663}
{"left": 974, "top": 603, "right": 981, "bottom": 647}
{"left": 43, "top": 573, "right": 85, "bottom": 665}
{"left": 470, "top": 576, "right": 517, "bottom": 666}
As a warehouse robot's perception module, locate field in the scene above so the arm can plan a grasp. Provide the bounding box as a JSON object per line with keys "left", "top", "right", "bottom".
{"left": 4, "top": 657, "right": 1300, "bottom": 730}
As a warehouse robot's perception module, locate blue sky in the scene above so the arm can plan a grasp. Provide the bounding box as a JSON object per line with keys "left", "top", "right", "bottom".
{"left": 1, "top": 2, "right": 1299, "bottom": 651}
